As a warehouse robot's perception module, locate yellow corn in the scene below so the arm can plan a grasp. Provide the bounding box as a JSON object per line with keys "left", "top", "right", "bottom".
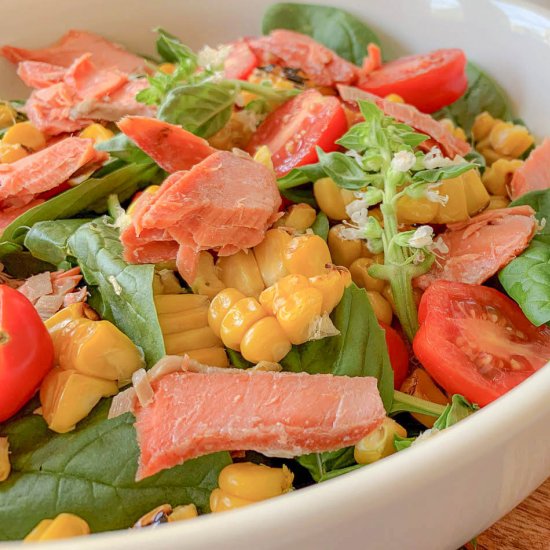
{"left": 0, "top": 142, "right": 28, "bottom": 163}
{"left": 488, "top": 121, "right": 534, "bottom": 157}
{"left": 220, "top": 297, "right": 267, "bottom": 351}
{"left": 309, "top": 267, "right": 350, "bottom": 314}
{"left": 153, "top": 269, "right": 185, "bottom": 295}
{"left": 208, "top": 288, "right": 247, "bottom": 337}
{"left": 328, "top": 224, "right": 373, "bottom": 267}
{"left": 217, "top": 250, "right": 266, "bottom": 299}
{"left": 487, "top": 195, "right": 510, "bottom": 210}
{"left": 385, "top": 93, "right": 404, "bottom": 103}
{"left": 240, "top": 316, "right": 292, "bottom": 363}
{"left": 354, "top": 417, "right": 407, "bottom": 465}
{"left": 79, "top": 123, "right": 115, "bottom": 143}
{"left": 462, "top": 169, "right": 491, "bottom": 216}
{"left": 127, "top": 185, "right": 160, "bottom": 216}
{"left": 2, "top": 121, "right": 46, "bottom": 151}
{"left": 396, "top": 194, "right": 439, "bottom": 225}
{"left": 134, "top": 504, "right": 172, "bottom": 527}
{"left": 253, "top": 145, "right": 274, "bottom": 172}
{"left": 349, "top": 258, "right": 385, "bottom": 293}
{"left": 253, "top": 228, "right": 292, "bottom": 287}
{"left": 189, "top": 252, "right": 225, "bottom": 298}
{"left": 0, "top": 103, "right": 16, "bottom": 129}
{"left": 439, "top": 118, "right": 467, "bottom": 142}
{"left": 24, "top": 513, "right": 90, "bottom": 542}
{"left": 482, "top": 158, "right": 524, "bottom": 196}
{"left": 284, "top": 234, "right": 332, "bottom": 278}
{"left": 275, "top": 203, "right": 317, "bottom": 231}
{"left": 209, "top": 488, "right": 252, "bottom": 513}
{"left": 366, "top": 291, "right": 392, "bottom": 325}
{"left": 170, "top": 504, "right": 198, "bottom": 522}
{"left": 472, "top": 111, "right": 497, "bottom": 142}
{"left": 159, "top": 63, "right": 176, "bottom": 74}
{"left": 186, "top": 347, "right": 229, "bottom": 368}
{"left": 158, "top": 306, "right": 209, "bottom": 335}
{"left": 313, "top": 177, "right": 356, "bottom": 220}
{"left": 259, "top": 273, "right": 309, "bottom": 314}
{"left": 400, "top": 368, "right": 449, "bottom": 428}
{"left": 164, "top": 326, "right": 222, "bottom": 355}
{"left": 0, "top": 437, "right": 10, "bottom": 482}
{"left": 154, "top": 293, "right": 209, "bottom": 315}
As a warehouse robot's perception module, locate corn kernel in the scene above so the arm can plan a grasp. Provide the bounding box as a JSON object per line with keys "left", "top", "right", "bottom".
{"left": 0, "top": 103, "right": 16, "bottom": 129}
{"left": 189, "top": 251, "right": 226, "bottom": 298}
{"left": 284, "top": 234, "right": 331, "bottom": 278}
{"left": 313, "top": 177, "right": 356, "bottom": 220}
{"left": 253, "top": 145, "right": 274, "bottom": 172}
{"left": 276, "top": 203, "right": 317, "bottom": 231}
{"left": 489, "top": 121, "right": 534, "bottom": 157}
{"left": 159, "top": 63, "right": 176, "bottom": 74}
{"left": 487, "top": 195, "right": 510, "bottom": 210}
{"left": 260, "top": 274, "right": 310, "bottom": 315}
{"left": 240, "top": 316, "right": 292, "bottom": 363}
{"left": 169, "top": 504, "right": 198, "bottom": 522}
{"left": 217, "top": 250, "right": 266, "bottom": 299}
{"left": 350, "top": 258, "right": 385, "bottom": 292}
{"left": 309, "top": 268, "right": 349, "bottom": 314}
{"left": 366, "top": 291, "right": 392, "bottom": 325}
{"left": 385, "top": 93, "right": 404, "bottom": 103}
{"left": 433, "top": 176, "right": 470, "bottom": 224}
{"left": 0, "top": 142, "right": 28, "bottom": 163}
{"left": 164, "top": 326, "right": 222, "bottom": 355}
{"left": 2, "top": 121, "right": 46, "bottom": 151}
{"left": 275, "top": 287, "right": 323, "bottom": 345}
{"left": 354, "top": 417, "right": 407, "bottom": 465}
{"left": 208, "top": 288, "right": 247, "bottom": 337}
{"left": 328, "top": 225, "right": 363, "bottom": 268}
{"left": 253, "top": 228, "right": 292, "bottom": 287}
{"left": 210, "top": 488, "right": 252, "bottom": 513}
{"left": 79, "top": 123, "right": 115, "bottom": 143}
{"left": 158, "top": 306, "right": 209, "bottom": 335}
{"left": 461, "top": 169, "right": 490, "bottom": 216}
{"left": 482, "top": 158, "right": 524, "bottom": 196}
{"left": 472, "top": 111, "right": 497, "bottom": 142}
{"left": 396, "top": 194, "right": 439, "bottom": 224}
{"left": 154, "top": 269, "right": 184, "bottom": 295}
{"left": 154, "top": 293, "right": 209, "bottom": 315}
{"left": 24, "top": 513, "right": 90, "bottom": 542}
{"left": 220, "top": 297, "right": 267, "bottom": 351}
{"left": 134, "top": 504, "right": 172, "bottom": 528}
{"left": 0, "top": 437, "right": 10, "bottom": 482}
{"left": 185, "top": 346, "right": 229, "bottom": 367}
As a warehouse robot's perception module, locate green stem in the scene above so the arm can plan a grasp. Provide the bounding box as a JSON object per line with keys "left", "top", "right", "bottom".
{"left": 390, "top": 391, "right": 446, "bottom": 417}
{"left": 390, "top": 268, "right": 419, "bottom": 342}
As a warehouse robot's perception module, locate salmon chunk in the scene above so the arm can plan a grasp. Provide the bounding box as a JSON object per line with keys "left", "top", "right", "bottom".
{"left": 509, "top": 138, "right": 550, "bottom": 200}
{"left": 134, "top": 366, "right": 385, "bottom": 480}
{"left": 415, "top": 206, "right": 537, "bottom": 290}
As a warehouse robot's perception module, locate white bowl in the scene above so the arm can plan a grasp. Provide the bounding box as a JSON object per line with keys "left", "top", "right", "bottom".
{"left": 1, "top": 1, "right": 549, "bottom": 548}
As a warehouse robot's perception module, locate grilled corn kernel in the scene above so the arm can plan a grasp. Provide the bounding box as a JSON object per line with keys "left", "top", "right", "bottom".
{"left": 354, "top": 417, "right": 407, "bottom": 465}
{"left": 487, "top": 195, "right": 510, "bottom": 210}
{"left": 284, "top": 234, "right": 332, "bottom": 278}
{"left": 218, "top": 463, "right": 294, "bottom": 502}
{"left": 24, "top": 513, "right": 90, "bottom": 542}
{"left": 158, "top": 306, "right": 209, "bottom": 335}
{"left": 400, "top": 368, "right": 450, "bottom": 428}
{"left": 217, "top": 250, "right": 266, "bottom": 299}
{"left": 328, "top": 224, "right": 364, "bottom": 268}
{"left": 210, "top": 488, "right": 252, "bottom": 513}
{"left": 396, "top": 194, "right": 440, "bottom": 224}
{"left": 220, "top": 297, "right": 267, "bottom": 351}
{"left": 309, "top": 268, "right": 349, "bottom": 313}
{"left": 240, "top": 316, "right": 292, "bottom": 363}
{"left": 462, "top": 169, "right": 490, "bottom": 215}
{"left": 186, "top": 346, "right": 229, "bottom": 367}
{"left": 40, "top": 367, "right": 118, "bottom": 433}
{"left": 164, "top": 326, "right": 222, "bottom": 355}
{"left": 313, "top": 177, "right": 356, "bottom": 220}
{"left": 482, "top": 158, "right": 524, "bottom": 196}
{"left": 208, "top": 288, "right": 247, "bottom": 337}
{"left": 472, "top": 111, "right": 497, "bottom": 142}
{"left": 0, "top": 142, "right": 28, "bottom": 163}
{"left": 0, "top": 437, "right": 10, "bottom": 482}
{"left": 488, "top": 121, "right": 534, "bottom": 157}
{"left": 385, "top": 93, "right": 404, "bottom": 103}
{"left": 190, "top": 251, "right": 226, "bottom": 298}
{"left": 0, "top": 103, "right": 16, "bottom": 129}
{"left": 79, "top": 123, "right": 114, "bottom": 143}
{"left": 260, "top": 273, "right": 310, "bottom": 315}
{"left": 275, "top": 287, "right": 324, "bottom": 345}
{"left": 350, "top": 258, "right": 385, "bottom": 293}
{"left": 276, "top": 203, "right": 317, "bottom": 231}
{"left": 159, "top": 63, "right": 176, "bottom": 74}
{"left": 154, "top": 293, "right": 209, "bottom": 315}
{"left": 253, "top": 228, "right": 292, "bottom": 287}
{"left": 253, "top": 145, "right": 274, "bottom": 172}
{"left": 366, "top": 291, "right": 392, "bottom": 325}
{"left": 169, "top": 504, "right": 198, "bottom": 522}
{"left": 2, "top": 121, "right": 46, "bottom": 151}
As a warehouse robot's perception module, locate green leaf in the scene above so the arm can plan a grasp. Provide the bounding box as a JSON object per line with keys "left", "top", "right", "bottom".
{"left": 393, "top": 434, "right": 415, "bottom": 451}
{"left": 277, "top": 163, "right": 325, "bottom": 190}
{"left": 411, "top": 163, "right": 474, "bottom": 184}
{"left": 464, "top": 149, "right": 486, "bottom": 174}
{"left": 95, "top": 134, "right": 153, "bottom": 164}
{"left": 0, "top": 400, "right": 230, "bottom": 540}
{"left": 336, "top": 123, "right": 370, "bottom": 152}
{"left": 155, "top": 27, "right": 198, "bottom": 65}
{"left": 509, "top": 188, "right": 550, "bottom": 235}
{"left": 262, "top": 3, "right": 382, "bottom": 65}
{"left": 311, "top": 212, "right": 329, "bottom": 240}
{"left": 0, "top": 252, "right": 54, "bottom": 279}
{"left": 158, "top": 83, "right": 236, "bottom": 138}
{"left": 433, "top": 395, "right": 479, "bottom": 430}
{"left": 280, "top": 185, "right": 316, "bottom": 207}
{"left": 67, "top": 218, "right": 165, "bottom": 366}
{"left": 316, "top": 148, "right": 366, "bottom": 190}
{"left": 318, "top": 463, "right": 363, "bottom": 482}
{"left": 227, "top": 349, "right": 254, "bottom": 370}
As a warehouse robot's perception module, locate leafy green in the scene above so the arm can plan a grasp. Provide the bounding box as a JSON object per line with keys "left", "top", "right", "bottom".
{"left": 95, "top": 134, "right": 153, "bottom": 164}
{"left": 311, "top": 212, "right": 329, "bottom": 240}
{"left": 433, "top": 395, "right": 479, "bottom": 430}
{"left": 393, "top": 434, "right": 415, "bottom": 451}
{"left": 0, "top": 252, "right": 54, "bottom": 279}
{"left": 316, "top": 148, "right": 367, "bottom": 190}
{"left": 67, "top": 217, "right": 165, "bottom": 366}
{"left": 434, "top": 62, "right": 513, "bottom": 134}
{"left": 277, "top": 163, "right": 325, "bottom": 191}
{"left": 509, "top": 188, "right": 550, "bottom": 232}
{"left": 411, "top": 163, "right": 475, "bottom": 184}
{"left": 262, "top": 3, "right": 381, "bottom": 65}
{"left": 227, "top": 349, "right": 254, "bottom": 370}
{"left": 389, "top": 391, "right": 446, "bottom": 417}
{"left": 155, "top": 27, "right": 198, "bottom": 64}
{"left": 0, "top": 400, "right": 231, "bottom": 540}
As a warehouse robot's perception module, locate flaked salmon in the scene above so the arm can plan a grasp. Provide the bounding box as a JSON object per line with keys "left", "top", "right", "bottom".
{"left": 117, "top": 117, "right": 215, "bottom": 173}
{"left": 133, "top": 361, "right": 385, "bottom": 480}
{"left": 509, "top": 138, "right": 550, "bottom": 200}
{"left": 17, "top": 61, "right": 67, "bottom": 89}
{"left": 415, "top": 206, "right": 537, "bottom": 290}
{"left": 2, "top": 30, "right": 147, "bottom": 73}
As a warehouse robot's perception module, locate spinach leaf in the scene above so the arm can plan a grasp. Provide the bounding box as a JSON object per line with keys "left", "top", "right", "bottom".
{"left": 262, "top": 3, "right": 381, "bottom": 65}
{"left": 68, "top": 217, "right": 165, "bottom": 366}
{"left": 311, "top": 212, "right": 329, "bottom": 240}
{"left": 280, "top": 186, "right": 316, "bottom": 207}
{"left": 434, "top": 62, "right": 513, "bottom": 134}
{"left": 0, "top": 400, "right": 230, "bottom": 540}
{"left": 158, "top": 83, "right": 236, "bottom": 138}
{"left": 0, "top": 252, "right": 54, "bottom": 279}
{"left": 433, "top": 395, "right": 478, "bottom": 430}
{"left": 509, "top": 188, "right": 550, "bottom": 232}
{"left": 95, "top": 134, "right": 153, "bottom": 164}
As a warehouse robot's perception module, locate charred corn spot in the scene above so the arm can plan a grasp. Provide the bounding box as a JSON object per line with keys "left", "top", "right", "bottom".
{"left": 217, "top": 250, "right": 265, "bottom": 299}
{"left": 164, "top": 326, "right": 223, "bottom": 355}
{"left": 0, "top": 142, "right": 28, "bottom": 163}
{"left": 275, "top": 203, "right": 317, "bottom": 231}
{"left": 159, "top": 63, "right": 176, "bottom": 74}
{"left": 366, "top": 291, "right": 393, "bottom": 325}
{"left": 284, "top": 234, "right": 332, "bottom": 278}
{"left": 240, "top": 316, "right": 292, "bottom": 363}
{"left": 169, "top": 504, "right": 199, "bottom": 522}
{"left": 472, "top": 111, "right": 497, "bottom": 142}
{"left": 313, "top": 177, "right": 356, "bottom": 220}
{"left": 249, "top": 66, "right": 306, "bottom": 91}
{"left": 0, "top": 103, "right": 16, "bottom": 129}
{"left": 481, "top": 158, "right": 524, "bottom": 196}
{"left": 208, "top": 288, "right": 247, "bottom": 337}
{"left": 328, "top": 225, "right": 363, "bottom": 267}
{"left": 384, "top": 93, "right": 404, "bottom": 103}
{"left": 185, "top": 347, "right": 229, "bottom": 368}
{"left": 0, "top": 437, "right": 10, "bottom": 482}
{"left": 2, "top": 121, "right": 46, "bottom": 151}
{"left": 253, "top": 228, "right": 292, "bottom": 287}
{"left": 209, "top": 488, "right": 252, "bottom": 513}
{"left": 350, "top": 257, "right": 385, "bottom": 293}
{"left": 354, "top": 417, "right": 407, "bottom": 465}
{"left": 127, "top": 185, "right": 160, "bottom": 216}
{"left": 252, "top": 145, "right": 274, "bottom": 172}
{"left": 439, "top": 118, "right": 467, "bottom": 141}
{"left": 309, "top": 267, "right": 350, "bottom": 314}
{"left": 24, "top": 513, "right": 90, "bottom": 542}
{"left": 487, "top": 195, "right": 510, "bottom": 210}
{"left": 79, "top": 123, "right": 115, "bottom": 143}
{"left": 220, "top": 297, "right": 267, "bottom": 351}
{"left": 401, "top": 368, "right": 450, "bottom": 428}
{"left": 190, "top": 251, "right": 226, "bottom": 298}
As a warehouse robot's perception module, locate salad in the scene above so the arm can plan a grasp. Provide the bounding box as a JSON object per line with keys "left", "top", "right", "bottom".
{"left": 1, "top": 2, "right": 549, "bottom": 542}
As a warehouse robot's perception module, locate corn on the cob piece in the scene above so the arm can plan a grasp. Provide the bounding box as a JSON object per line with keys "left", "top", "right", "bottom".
{"left": 217, "top": 250, "right": 265, "bottom": 299}
{"left": 253, "top": 228, "right": 292, "bottom": 287}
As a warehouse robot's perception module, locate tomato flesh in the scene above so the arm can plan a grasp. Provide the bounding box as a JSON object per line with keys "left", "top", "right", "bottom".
{"left": 413, "top": 281, "right": 550, "bottom": 407}
{"left": 358, "top": 49, "right": 467, "bottom": 113}
{"left": 0, "top": 285, "right": 54, "bottom": 421}
{"left": 379, "top": 321, "right": 409, "bottom": 389}
{"left": 247, "top": 88, "right": 348, "bottom": 176}
{"left": 224, "top": 41, "right": 258, "bottom": 81}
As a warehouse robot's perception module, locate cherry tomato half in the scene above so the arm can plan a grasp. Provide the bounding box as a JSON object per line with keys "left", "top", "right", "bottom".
{"left": 379, "top": 321, "right": 409, "bottom": 389}
{"left": 413, "top": 281, "right": 550, "bottom": 407}
{"left": 358, "top": 49, "right": 468, "bottom": 113}
{"left": 0, "top": 285, "right": 54, "bottom": 421}
{"left": 247, "top": 89, "right": 348, "bottom": 176}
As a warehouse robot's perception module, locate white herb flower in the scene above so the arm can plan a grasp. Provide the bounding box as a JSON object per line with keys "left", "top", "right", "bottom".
{"left": 431, "top": 236, "right": 450, "bottom": 255}
{"left": 197, "top": 44, "right": 231, "bottom": 70}
{"left": 423, "top": 146, "right": 455, "bottom": 169}
{"left": 408, "top": 225, "right": 434, "bottom": 249}
{"left": 391, "top": 150, "right": 416, "bottom": 173}
{"left": 345, "top": 149, "right": 365, "bottom": 168}
{"left": 340, "top": 226, "right": 365, "bottom": 241}
{"left": 425, "top": 183, "right": 449, "bottom": 206}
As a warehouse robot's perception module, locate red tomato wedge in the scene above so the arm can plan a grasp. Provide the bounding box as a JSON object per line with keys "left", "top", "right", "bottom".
{"left": 413, "top": 281, "right": 550, "bottom": 407}
{"left": 379, "top": 321, "right": 409, "bottom": 389}
{"left": 224, "top": 40, "right": 258, "bottom": 80}
{"left": 247, "top": 89, "right": 347, "bottom": 176}
{"left": 358, "top": 49, "right": 467, "bottom": 113}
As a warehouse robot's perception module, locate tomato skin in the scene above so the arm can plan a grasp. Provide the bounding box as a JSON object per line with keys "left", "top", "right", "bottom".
{"left": 247, "top": 89, "right": 348, "bottom": 176}
{"left": 379, "top": 321, "right": 409, "bottom": 389}
{"left": 224, "top": 41, "right": 258, "bottom": 81}
{"left": 413, "top": 281, "right": 550, "bottom": 407}
{"left": 0, "top": 286, "right": 54, "bottom": 421}
{"left": 358, "top": 49, "right": 468, "bottom": 113}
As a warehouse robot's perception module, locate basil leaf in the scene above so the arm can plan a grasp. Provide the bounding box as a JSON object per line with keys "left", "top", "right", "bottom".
{"left": 158, "top": 83, "right": 236, "bottom": 138}
{"left": 155, "top": 27, "right": 197, "bottom": 64}
{"left": 0, "top": 400, "right": 230, "bottom": 540}
{"left": 411, "top": 163, "right": 474, "bottom": 184}
{"left": 433, "top": 395, "right": 479, "bottom": 430}
{"left": 336, "top": 124, "right": 370, "bottom": 152}
{"left": 277, "top": 162, "right": 325, "bottom": 190}
{"left": 316, "top": 148, "right": 366, "bottom": 190}
{"left": 311, "top": 212, "right": 329, "bottom": 240}
{"left": 262, "top": 3, "right": 382, "bottom": 65}
{"left": 67, "top": 217, "right": 165, "bottom": 365}
{"left": 95, "top": 134, "right": 153, "bottom": 164}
